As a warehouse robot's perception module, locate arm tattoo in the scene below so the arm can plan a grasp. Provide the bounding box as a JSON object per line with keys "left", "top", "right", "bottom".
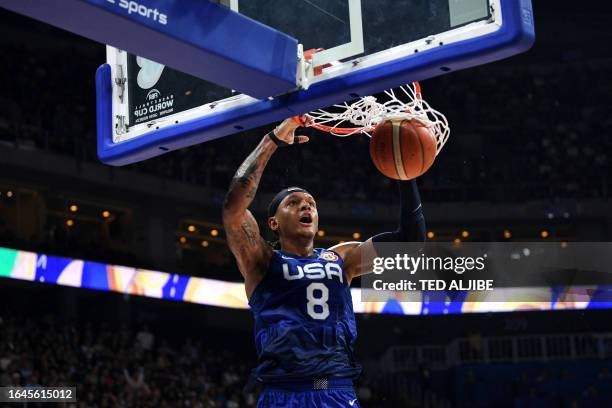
{"left": 241, "top": 222, "right": 258, "bottom": 247}
{"left": 234, "top": 161, "right": 258, "bottom": 188}
{"left": 224, "top": 137, "right": 276, "bottom": 213}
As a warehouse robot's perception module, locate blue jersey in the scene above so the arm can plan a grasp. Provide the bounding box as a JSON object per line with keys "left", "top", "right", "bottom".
{"left": 249, "top": 248, "right": 361, "bottom": 383}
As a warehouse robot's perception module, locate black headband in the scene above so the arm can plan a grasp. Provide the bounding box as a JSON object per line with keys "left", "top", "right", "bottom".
{"left": 267, "top": 187, "right": 310, "bottom": 218}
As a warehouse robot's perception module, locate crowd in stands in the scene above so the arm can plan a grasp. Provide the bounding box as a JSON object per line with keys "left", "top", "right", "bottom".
{"left": 2, "top": 309, "right": 611, "bottom": 407}
{"left": 372, "top": 362, "right": 612, "bottom": 408}
{"left": 0, "top": 312, "right": 255, "bottom": 407}
{"left": 1, "top": 39, "right": 611, "bottom": 205}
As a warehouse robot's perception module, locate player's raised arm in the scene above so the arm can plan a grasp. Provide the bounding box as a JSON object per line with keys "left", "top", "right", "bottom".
{"left": 331, "top": 179, "right": 426, "bottom": 283}
{"left": 222, "top": 118, "right": 309, "bottom": 295}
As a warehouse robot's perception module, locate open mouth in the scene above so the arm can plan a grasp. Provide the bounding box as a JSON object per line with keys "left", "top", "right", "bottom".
{"left": 299, "top": 214, "right": 313, "bottom": 225}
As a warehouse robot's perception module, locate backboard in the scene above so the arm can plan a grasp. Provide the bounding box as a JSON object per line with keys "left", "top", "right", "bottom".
{"left": 97, "top": 0, "right": 534, "bottom": 165}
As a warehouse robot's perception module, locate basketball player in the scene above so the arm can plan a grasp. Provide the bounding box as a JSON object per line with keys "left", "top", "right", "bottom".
{"left": 222, "top": 116, "right": 426, "bottom": 407}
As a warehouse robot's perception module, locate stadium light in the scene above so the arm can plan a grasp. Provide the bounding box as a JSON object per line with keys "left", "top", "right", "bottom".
{"left": 540, "top": 230, "right": 549, "bottom": 239}
{"left": 461, "top": 230, "right": 470, "bottom": 238}
{"left": 317, "top": 230, "right": 326, "bottom": 237}
{"left": 66, "top": 219, "right": 74, "bottom": 227}
{"left": 179, "top": 236, "right": 187, "bottom": 244}
{"left": 69, "top": 204, "right": 78, "bottom": 212}
{"left": 352, "top": 232, "right": 361, "bottom": 240}
{"left": 210, "top": 229, "right": 219, "bottom": 237}
{"left": 427, "top": 231, "right": 435, "bottom": 239}
{"left": 201, "top": 240, "right": 209, "bottom": 247}
{"left": 188, "top": 225, "right": 196, "bottom": 232}
{"left": 102, "top": 210, "right": 111, "bottom": 218}
{"left": 503, "top": 230, "right": 512, "bottom": 239}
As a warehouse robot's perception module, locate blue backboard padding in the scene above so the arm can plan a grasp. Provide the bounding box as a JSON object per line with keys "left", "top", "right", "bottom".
{"left": 96, "top": 64, "right": 114, "bottom": 160}
{"left": 97, "top": 0, "right": 535, "bottom": 166}
{"left": 0, "top": 0, "right": 298, "bottom": 99}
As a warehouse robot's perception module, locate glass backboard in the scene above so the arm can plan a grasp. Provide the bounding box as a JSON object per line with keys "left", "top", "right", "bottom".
{"left": 222, "top": 0, "right": 491, "bottom": 75}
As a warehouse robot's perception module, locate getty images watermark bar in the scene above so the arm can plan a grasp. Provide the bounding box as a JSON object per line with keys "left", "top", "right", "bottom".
{"left": 0, "top": 387, "right": 77, "bottom": 403}
{"left": 360, "top": 243, "right": 612, "bottom": 303}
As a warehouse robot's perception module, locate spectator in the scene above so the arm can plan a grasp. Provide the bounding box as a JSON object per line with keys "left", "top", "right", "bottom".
{"left": 136, "top": 325, "right": 155, "bottom": 352}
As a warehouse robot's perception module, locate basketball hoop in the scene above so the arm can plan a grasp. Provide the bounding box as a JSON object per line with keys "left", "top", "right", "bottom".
{"left": 294, "top": 82, "right": 450, "bottom": 155}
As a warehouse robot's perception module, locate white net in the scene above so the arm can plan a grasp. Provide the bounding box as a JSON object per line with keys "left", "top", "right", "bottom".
{"left": 305, "top": 83, "right": 450, "bottom": 155}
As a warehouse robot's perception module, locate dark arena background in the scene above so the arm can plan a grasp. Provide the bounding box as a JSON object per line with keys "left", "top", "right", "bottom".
{"left": 1, "top": 1, "right": 612, "bottom": 407}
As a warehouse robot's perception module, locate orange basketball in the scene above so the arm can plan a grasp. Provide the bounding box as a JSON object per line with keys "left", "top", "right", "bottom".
{"left": 369, "top": 120, "right": 437, "bottom": 180}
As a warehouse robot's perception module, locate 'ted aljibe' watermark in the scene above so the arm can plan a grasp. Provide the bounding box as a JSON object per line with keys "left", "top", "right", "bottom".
{"left": 360, "top": 242, "right": 612, "bottom": 303}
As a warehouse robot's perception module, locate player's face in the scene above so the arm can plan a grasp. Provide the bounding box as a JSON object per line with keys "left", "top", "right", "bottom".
{"left": 271, "top": 192, "right": 319, "bottom": 240}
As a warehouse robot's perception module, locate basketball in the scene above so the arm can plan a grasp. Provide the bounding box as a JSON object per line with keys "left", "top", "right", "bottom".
{"left": 369, "top": 120, "right": 438, "bottom": 180}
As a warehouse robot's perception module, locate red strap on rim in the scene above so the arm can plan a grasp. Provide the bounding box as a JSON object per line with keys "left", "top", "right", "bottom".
{"left": 292, "top": 82, "right": 424, "bottom": 135}
{"left": 291, "top": 115, "right": 373, "bottom": 134}
{"left": 291, "top": 115, "right": 305, "bottom": 126}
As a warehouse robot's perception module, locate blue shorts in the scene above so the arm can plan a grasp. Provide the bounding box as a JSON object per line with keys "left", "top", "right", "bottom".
{"left": 257, "top": 379, "right": 360, "bottom": 408}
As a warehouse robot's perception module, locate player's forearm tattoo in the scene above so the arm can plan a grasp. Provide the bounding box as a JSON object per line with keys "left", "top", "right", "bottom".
{"left": 224, "top": 137, "right": 276, "bottom": 212}
{"left": 234, "top": 161, "right": 258, "bottom": 188}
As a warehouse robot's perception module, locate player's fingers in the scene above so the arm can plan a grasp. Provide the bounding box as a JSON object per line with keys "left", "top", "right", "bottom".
{"left": 301, "top": 114, "right": 314, "bottom": 127}
{"left": 296, "top": 135, "right": 310, "bottom": 144}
